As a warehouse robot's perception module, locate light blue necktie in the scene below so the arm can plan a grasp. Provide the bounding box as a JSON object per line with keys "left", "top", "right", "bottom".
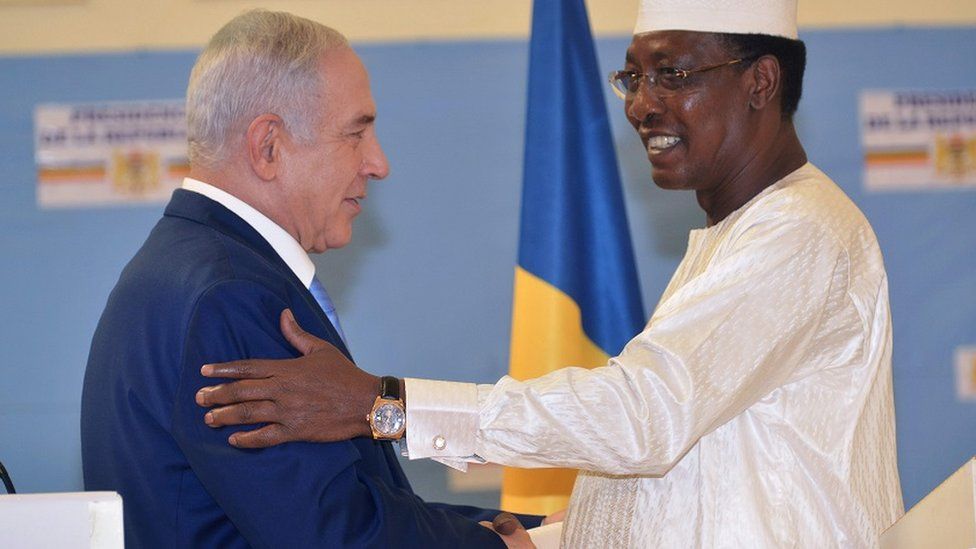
{"left": 309, "top": 278, "right": 347, "bottom": 345}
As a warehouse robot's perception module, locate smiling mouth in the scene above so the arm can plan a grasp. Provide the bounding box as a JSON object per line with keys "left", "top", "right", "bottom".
{"left": 646, "top": 135, "right": 682, "bottom": 155}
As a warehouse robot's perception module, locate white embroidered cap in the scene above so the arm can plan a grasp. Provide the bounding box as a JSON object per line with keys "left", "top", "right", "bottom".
{"left": 634, "top": 0, "right": 798, "bottom": 39}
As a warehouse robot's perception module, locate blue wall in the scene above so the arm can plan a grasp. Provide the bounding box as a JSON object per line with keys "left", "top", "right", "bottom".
{"left": 0, "top": 27, "right": 974, "bottom": 510}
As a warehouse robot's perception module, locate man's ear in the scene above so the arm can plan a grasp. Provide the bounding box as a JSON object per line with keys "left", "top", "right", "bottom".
{"left": 246, "top": 114, "right": 284, "bottom": 181}
{"left": 747, "top": 55, "right": 781, "bottom": 112}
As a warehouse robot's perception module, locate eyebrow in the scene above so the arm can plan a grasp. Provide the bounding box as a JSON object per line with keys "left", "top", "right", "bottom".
{"left": 354, "top": 114, "right": 376, "bottom": 126}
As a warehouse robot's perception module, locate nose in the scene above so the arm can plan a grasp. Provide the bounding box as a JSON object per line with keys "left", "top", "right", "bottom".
{"left": 363, "top": 133, "right": 390, "bottom": 180}
{"left": 626, "top": 78, "right": 666, "bottom": 128}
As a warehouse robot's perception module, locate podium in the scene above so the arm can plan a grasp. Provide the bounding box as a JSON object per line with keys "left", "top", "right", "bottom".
{"left": 881, "top": 458, "right": 976, "bottom": 548}
{"left": 0, "top": 491, "right": 123, "bottom": 548}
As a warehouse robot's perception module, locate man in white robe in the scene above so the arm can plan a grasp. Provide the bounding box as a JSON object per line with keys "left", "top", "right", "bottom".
{"left": 195, "top": 0, "right": 904, "bottom": 546}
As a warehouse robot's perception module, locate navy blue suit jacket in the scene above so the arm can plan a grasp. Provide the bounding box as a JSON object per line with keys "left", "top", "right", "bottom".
{"left": 82, "top": 190, "right": 541, "bottom": 548}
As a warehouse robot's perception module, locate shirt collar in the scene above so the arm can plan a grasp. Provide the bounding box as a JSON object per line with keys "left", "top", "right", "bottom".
{"left": 181, "top": 177, "right": 315, "bottom": 288}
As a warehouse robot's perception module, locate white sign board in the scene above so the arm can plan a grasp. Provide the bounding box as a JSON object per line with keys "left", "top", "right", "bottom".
{"left": 34, "top": 100, "right": 188, "bottom": 208}
{"left": 956, "top": 346, "right": 976, "bottom": 401}
{"left": 859, "top": 90, "right": 976, "bottom": 191}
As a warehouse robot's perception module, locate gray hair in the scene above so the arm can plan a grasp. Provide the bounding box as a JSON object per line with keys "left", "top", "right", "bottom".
{"left": 186, "top": 9, "right": 349, "bottom": 167}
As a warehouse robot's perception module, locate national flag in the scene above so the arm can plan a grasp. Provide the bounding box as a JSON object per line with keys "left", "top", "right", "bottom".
{"left": 501, "top": 0, "right": 646, "bottom": 516}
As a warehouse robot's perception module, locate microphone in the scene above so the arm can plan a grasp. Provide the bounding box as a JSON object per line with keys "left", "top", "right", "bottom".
{"left": 0, "top": 460, "right": 15, "bottom": 494}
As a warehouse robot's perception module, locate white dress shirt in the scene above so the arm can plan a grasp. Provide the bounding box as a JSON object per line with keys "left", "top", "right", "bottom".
{"left": 405, "top": 164, "right": 903, "bottom": 547}
{"left": 181, "top": 178, "right": 314, "bottom": 287}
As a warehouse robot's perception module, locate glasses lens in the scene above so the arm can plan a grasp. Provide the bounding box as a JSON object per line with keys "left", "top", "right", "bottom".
{"left": 609, "top": 71, "right": 633, "bottom": 99}
{"left": 656, "top": 68, "right": 685, "bottom": 92}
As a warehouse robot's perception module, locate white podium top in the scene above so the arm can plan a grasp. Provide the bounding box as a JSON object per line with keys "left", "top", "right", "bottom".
{"left": 0, "top": 491, "right": 123, "bottom": 549}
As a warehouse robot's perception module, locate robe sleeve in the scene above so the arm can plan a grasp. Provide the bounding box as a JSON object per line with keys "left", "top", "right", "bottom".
{"left": 406, "top": 215, "right": 854, "bottom": 476}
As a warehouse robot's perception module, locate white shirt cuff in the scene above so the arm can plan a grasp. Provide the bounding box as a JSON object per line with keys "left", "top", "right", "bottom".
{"left": 404, "top": 378, "right": 479, "bottom": 468}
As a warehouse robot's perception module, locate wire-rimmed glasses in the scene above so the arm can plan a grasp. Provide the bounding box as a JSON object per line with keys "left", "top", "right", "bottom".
{"left": 608, "top": 57, "right": 753, "bottom": 99}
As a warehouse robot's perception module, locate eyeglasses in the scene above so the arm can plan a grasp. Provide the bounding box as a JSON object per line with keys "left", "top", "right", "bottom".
{"left": 608, "top": 57, "right": 752, "bottom": 99}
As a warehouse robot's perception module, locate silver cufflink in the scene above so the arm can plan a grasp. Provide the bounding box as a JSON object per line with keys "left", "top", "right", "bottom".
{"left": 433, "top": 435, "right": 446, "bottom": 451}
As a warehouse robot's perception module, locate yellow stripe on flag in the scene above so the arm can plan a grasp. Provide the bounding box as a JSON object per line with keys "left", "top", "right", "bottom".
{"left": 501, "top": 266, "right": 609, "bottom": 515}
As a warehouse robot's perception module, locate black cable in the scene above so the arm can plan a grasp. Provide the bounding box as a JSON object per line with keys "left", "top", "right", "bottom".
{"left": 0, "top": 460, "right": 15, "bottom": 494}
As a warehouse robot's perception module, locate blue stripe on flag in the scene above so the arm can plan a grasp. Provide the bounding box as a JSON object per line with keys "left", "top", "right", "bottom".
{"left": 517, "top": 0, "right": 645, "bottom": 355}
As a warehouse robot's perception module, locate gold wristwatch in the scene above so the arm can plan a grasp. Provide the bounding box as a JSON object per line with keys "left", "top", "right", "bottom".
{"left": 367, "top": 376, "right": 405, "bottom": 440}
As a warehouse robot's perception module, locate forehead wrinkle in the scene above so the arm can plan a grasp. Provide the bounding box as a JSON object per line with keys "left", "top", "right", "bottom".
{"left": 627, "top": 41, "right": 674, "bottom": 68}
{"left": 629, "top": 33, "right": 729, "bottom": 71}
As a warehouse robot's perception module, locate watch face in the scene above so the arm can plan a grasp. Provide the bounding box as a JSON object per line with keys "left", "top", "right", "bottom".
{"left": 372, "top": 402, "right": 405, "bottom": 436}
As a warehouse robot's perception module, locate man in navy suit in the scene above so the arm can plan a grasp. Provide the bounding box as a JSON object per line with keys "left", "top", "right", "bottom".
{"left": 81, "top": 10, "right": 540, "bottom": 548}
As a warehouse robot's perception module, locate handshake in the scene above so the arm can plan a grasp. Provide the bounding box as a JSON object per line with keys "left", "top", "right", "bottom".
{"left": 482, "top": 510, "right": 565, "bottom": 549}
